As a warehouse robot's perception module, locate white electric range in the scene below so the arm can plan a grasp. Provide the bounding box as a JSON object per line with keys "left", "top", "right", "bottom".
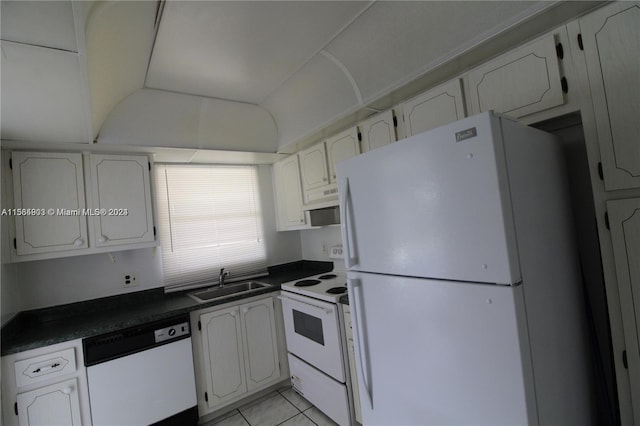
{"left": 279, "top": 245, "right": 352, "bottom": 425}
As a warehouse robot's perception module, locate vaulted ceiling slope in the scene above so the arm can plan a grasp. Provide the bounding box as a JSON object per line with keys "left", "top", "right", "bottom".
{"left": 1, "top": 1, "right": 600, "bottom": 153}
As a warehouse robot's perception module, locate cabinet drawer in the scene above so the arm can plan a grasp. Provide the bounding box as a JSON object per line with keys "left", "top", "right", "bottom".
{"left": 288, "top": 354, "right": 349, "bottom": 426}
{"left": 14, "top": 348, "right": 76, "bottom": 388}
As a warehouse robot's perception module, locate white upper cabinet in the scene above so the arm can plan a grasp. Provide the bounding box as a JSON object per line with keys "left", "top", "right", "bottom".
{"left": 401, "top": 79, "right": 466, "bottom": 138}
{"left": 467, "top": 34, "right": 564, "bottom": 119}
{"left": 606, "top": 197, "right": 640, "bottom": 426}
{"left": 299, "top": 143, "right": 330, "bottom": 192}
{"left": 7, "top": 151, "right": 157, "bottom": 262}
{"left": 89, "top": 154, "right": 155, "bottom": 247}
{"left": 359, "top": 110, "right": 397, "bottom": 153}
{"left": 273, "top": 155, "right": 307, "bottom": 231}
{"left": 580, "top": 2, "right": 640, "bottom": 191}
{"left": 326, "top": 127, "right": 360, "bottom": 182}
{"left": 11, "top": 152, "right": 88, "bottom": 255}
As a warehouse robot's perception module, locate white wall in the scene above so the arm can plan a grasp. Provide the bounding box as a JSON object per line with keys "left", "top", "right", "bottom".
{"left": 300, "top": 226, "right": 343, "bottom": 261}
{"left": 16, "top": 248, "right": 163, "bottom": 311}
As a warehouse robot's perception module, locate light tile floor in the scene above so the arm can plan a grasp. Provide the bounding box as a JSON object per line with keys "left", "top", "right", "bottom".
{"left": 204, "top": 387, "right": 338, "bottom": 426}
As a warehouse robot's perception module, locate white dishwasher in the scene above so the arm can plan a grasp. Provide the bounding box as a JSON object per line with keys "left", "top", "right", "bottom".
{"left": 83, "top": 315, "right": 198, "bottom": 426}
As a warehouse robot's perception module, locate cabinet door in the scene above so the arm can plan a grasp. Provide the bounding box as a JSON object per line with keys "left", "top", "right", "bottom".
{"left": 359, "top": 110, "right": 396, "bottom": 153}
{"left": 90, "top": 154, "right": 155, "bottom": 247}
{"left": 467, "top": 34, "right": 563, "bottom": 119}
{"left": 11, "top": 152, "right": 88, "bottom": 255}
{"left": 16, "top": 378, "right": 81, "bottom": 426}
{"left": 240, "top": 298, "right": 281, "bottom": 391}
{"left": 299, "top": 144, "right": 329, "bottom": 191}
{"left": 581, "top": 3, "right": 640, "bottom": 191}
{"left": 402, "top": 79, "right": 466, "bottom": 137}
{"left": 607, "top": 197, "right": 640, "bottom": 425}
{"left": 200, "top": 306, "right": 247, "bottom": 409}
{"left": 273, "top": 156, "right": 307, "bottom": 230}
{"left": 326, "top": 127, "right": 360, "bottom": 183}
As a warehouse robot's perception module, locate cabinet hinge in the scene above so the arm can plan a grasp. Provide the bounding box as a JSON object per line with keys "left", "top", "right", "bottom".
{"left": 622, "top": 350, "right": 628, "bottom": 369}
{"left": 204, "top": 391, "right": 208, "bottom": 402}
{"left": 357, "top": 131, "right": 362, "bottom": 142}
{"left": 560, "top": 77, "right": 568, "bottom": 94}
{"left": 597, "top": 162, "right": 604, "bottom": 181}
{"left": 577, "top": 33, "right": 584, "bottom": 51}
{"left": 555, "top": 42, "right": 564, "bottom": 59}
{"left": 198, "top": 320, "right": 201, "bottom": 331}
{"left": 14, "top": 402, "right": 18, "bottom": 416}
{"left": 604, "top": 211, "right": 610, "bottom": 230}
{"left": 148, "top": 162, "right": 151, "bottom": 171}
{"left": 393, "top": 116, "right": 398, "bottom": 128}
{"left": 153, "top": 226, "right": 157, "bottom": 237}
{"left": 9, "top": 158, "right": 12, "bottom": 170}
{"left": 13, "top": 238, "right": 17, "bottom": 250}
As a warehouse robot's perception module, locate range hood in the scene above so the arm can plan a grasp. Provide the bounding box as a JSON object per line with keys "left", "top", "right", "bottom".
{"left": 303, "top": 198, "right": 340, "bottom": 227}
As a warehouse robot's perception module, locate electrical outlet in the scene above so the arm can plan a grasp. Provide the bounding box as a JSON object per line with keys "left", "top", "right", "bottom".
{"left": 123, "top": 273, "right": 139, "bottom": 288}
{"left": 322, "top": 242, "right": 328, "bottom": 254}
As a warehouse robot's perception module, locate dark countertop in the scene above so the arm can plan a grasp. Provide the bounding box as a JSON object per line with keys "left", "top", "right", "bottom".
{"left": 1, "top": 260, "right": 332, "bottom": 356}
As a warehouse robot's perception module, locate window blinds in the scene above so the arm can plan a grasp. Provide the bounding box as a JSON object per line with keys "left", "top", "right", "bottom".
{"left": 155, "top": 164, "right": 267, "bottom": 292}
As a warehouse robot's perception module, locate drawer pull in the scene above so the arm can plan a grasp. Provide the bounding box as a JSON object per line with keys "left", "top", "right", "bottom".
{"left": 32, "top": 362, "right": 61, "bottom": 374}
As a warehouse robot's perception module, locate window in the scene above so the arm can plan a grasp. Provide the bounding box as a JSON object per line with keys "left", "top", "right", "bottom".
{"left": 155, "top": 164, "right": 267, "bottom": 291}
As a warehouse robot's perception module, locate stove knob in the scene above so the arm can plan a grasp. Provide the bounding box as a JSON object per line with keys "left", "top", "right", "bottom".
{"left": 168, "top": 328, "right": 176, "bottom": 336}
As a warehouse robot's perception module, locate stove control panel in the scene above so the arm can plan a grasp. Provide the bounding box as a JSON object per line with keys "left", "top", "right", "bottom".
{"left": 329, "top": 245, "right": 343, "bottom": 259}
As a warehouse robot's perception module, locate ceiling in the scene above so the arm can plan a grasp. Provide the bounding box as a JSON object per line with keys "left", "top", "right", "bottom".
{"left": 0, "top": 1, "right": 603, "bottom": 153}
{"left": 146, "top": 1, "right": 371, "bottom": 104}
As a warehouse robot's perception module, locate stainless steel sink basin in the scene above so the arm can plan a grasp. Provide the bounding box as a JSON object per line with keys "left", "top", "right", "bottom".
{"left": 188, "top": 281, "right": 272, "bottom": 303}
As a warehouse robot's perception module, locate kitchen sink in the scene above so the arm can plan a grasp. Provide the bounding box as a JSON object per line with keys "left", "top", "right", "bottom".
{"left": 188, "top": 281, "right": 272, "bottom": 303}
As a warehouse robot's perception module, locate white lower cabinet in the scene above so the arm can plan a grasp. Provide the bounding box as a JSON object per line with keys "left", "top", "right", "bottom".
{"left": 607, "top": 197, "right": 640, "bottom": 425}
{"left": 1, "top": 339, "right": 92, "bottom": 426}
{"left": 192, "top": 294, "right": 286, "bottom": 416}
{"left": 16, "top": 378, "right": 82, "bottom": 426}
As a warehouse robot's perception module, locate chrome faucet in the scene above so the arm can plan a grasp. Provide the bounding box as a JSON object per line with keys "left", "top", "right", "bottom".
{"left": 219, "top": 268, "right": 230, "bottom": 287}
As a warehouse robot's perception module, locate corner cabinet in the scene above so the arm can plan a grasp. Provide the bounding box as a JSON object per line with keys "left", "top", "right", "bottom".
{"left": 580, "top": 2, "right": 640, "bottom": 191}
{"left": 466, "top": 34, "right": 565, "bottom": 119}
{"left": 272, "top": 155, "right": 307, "bottom": 231}
{"left": 400, "top": 78, "right": 466, "bottom": 138}
{"left": 6, "top": 151, "right": 158, "bottom": 262}
{"left": 191, "top": 294, "right": 286, "bottom": 416}
{"left": 1, "top": 339, "right": 92, "bottom": 426}
{"left": 607, "top": 197, "right": 640, "bottom": 425}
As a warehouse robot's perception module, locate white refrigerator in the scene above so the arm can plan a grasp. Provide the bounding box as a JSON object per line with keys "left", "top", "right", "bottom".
{"left": 336, "top": 112, "right": 594, "bottom": 425}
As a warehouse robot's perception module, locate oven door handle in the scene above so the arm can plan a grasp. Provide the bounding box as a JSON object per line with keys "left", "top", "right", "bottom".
{"left": 277, "top": 295, "right": 333, "bottom": 315}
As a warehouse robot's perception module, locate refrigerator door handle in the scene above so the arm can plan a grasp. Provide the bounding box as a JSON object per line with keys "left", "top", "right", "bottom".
{"left": 340, "top": 178, "right": 358, "bottom": 268}
{"left": 349, "top": 277, "right": 373, "bottom": 410}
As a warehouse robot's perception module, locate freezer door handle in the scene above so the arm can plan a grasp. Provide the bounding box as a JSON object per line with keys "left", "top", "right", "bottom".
{"left": 340, "top": 178, "right": 358, "bottom": 268}
{"left": 349, "top": 277, "right": 373, "bottom": 410}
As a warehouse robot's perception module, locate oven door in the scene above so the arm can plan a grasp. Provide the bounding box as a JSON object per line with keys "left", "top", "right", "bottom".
{"left": 280, "top": 292, "right": 345, "bottom": 382}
